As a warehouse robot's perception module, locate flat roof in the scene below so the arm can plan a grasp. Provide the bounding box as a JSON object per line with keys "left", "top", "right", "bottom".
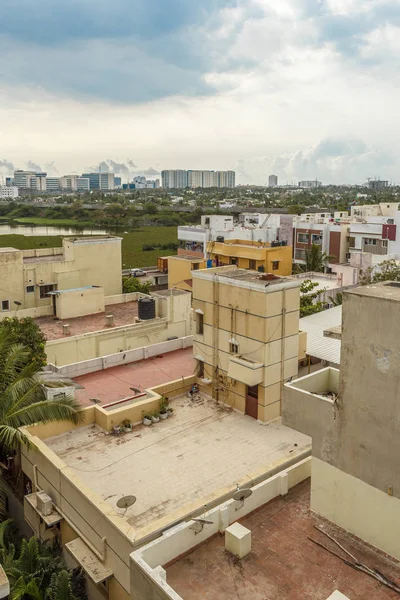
{"left": 193, "top": 267, "right": 300, "bottom": 292}
{"left": 45, "top": 396, "right": 310, "bottom": 537}
{"left": 153, "top": 289, "right": 190, "bottom": 297}
{"left": 167, "top": 479, "right": 400, "bottom": 600}
{"left": 37, "top": 301, "right": 138, "bottom": 340}
{"left": 300, "top": 306, "right": 342, "bottom": 365}
{"left": 346, "top": 281, "right": 400, "bottom": 301}
{"left": 73, "top": 348, "right": 196, "bottom": 406}
{"left": 49, "top": 286, "right": 100, "bottom": 294}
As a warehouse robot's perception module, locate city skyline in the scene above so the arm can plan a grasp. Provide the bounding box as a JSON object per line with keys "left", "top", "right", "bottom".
{"left": 0, "top": 1, "right": 399, "bottom": 185}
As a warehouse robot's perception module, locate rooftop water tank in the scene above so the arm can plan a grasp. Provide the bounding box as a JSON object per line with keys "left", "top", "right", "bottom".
{"left": 138, "top": 297, "right": 156, "bottom": 320}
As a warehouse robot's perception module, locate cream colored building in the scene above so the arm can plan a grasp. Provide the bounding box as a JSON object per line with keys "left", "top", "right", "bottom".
{"left": 167, "top": 255, "right": 206, "bottom": 291}
{"left": 0, "top": 237, "right": 122, "bottom": 317}
{"left": 192, "top": 267, "right": 301, "bottom": 422}
{"left": 283, "top": 281, "right": 400, "bottom": 562}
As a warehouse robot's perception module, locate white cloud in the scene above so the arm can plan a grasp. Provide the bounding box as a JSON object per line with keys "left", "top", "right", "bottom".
{"left": 0, "top": 0, "right": 399, "bottom": 183}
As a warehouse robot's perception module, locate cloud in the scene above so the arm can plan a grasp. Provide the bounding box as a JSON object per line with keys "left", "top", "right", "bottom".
{"left": 0, "top": 159, "right": 15, "bottom": 173}
{"left": 143, "top": 167, "right": 160, "bottom": 177}
{"left": 25, "top": 160, "right": 43, "bottom": 172}
{"left": 236, "top": 138, "right": 396, "bottom": 185}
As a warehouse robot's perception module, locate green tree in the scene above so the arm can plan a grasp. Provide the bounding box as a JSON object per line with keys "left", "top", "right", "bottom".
{"left": 0, "top": 521, "right": 85, "bottom": 600}
{"left": 0, "top": 318, "right": 47, "bottom": 376}
{"left": 360, "top": 259, "right": 400, "bottom": 285}
{"left": 300, "top": 279, "right": 327, "bottom": 318}
{"left": 122, "top": 277, "right": 152, "bottom": 295}
{"left": 0, "top": 331, "right": 84, "bottom": 454}
{"left": 328, "top": 292, "right": 343, "bottom": 306}
{"left": 304, "top": 243, "right": 334, "bottom": 272}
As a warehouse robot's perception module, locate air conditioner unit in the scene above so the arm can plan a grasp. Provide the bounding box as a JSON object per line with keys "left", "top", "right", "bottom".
{"left": 36, "top": 491, "right": 53, "bottom": 516}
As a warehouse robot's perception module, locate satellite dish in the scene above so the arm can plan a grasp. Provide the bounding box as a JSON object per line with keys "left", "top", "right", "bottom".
{"left": 116, "top": 495, "right": 136, "bottom": 516}
{"left": 192, "top": 518, "right": 213, "bottom": 525}
{"left": 233, "top": 486, "right": 253, "bottom": 511}
{"left": 130, "top": 387, "right": 141, "bottom": 394}
{"left": 190, "top": 517, "right": 214, "bottom": 534}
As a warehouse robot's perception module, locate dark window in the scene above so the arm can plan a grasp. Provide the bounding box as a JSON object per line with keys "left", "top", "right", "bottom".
{"left": 249, "top": 259, "right": 256, "bottom": 269}
{"left": 192, "top": 262, "right": 200, "bottom": 270}
{"left": 26, "top": 285, "right": 35, "bottom": 293}
{"left": 196, "top": 313, "right": 204, "bottom": 335}
{"left": 198, "top": 361, "right": 205, "bottom": 378}
{"left": 229, "top": 341, "right": 239, "bottom": 354}
{"left": 272, "top": 261, "right": 279, "bottom": 270}
{"left": 1, "top": 300, "right": 10, "bottom": 311}
{"left": 40, "top": 284, "right": 55, "bottom": 299}
{"left": 297, "top": 233, "right": 309, "bottom": 243}
{"left": 230, "top": 257, "right": 237, "bottom": 265}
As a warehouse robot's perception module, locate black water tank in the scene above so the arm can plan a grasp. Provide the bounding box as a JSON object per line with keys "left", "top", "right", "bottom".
{"left": 138, "top": 298, "right": 156, "bottom": 320}
{"left": 216, "top": 236, "right": 225, "bottom": 242}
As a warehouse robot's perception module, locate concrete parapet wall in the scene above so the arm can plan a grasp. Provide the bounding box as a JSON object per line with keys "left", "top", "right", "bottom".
{"left": 0, "top": 305, "right": 53, "bottom": 321}
{"left": 47, "top": 336, "right": 193, "bottom": 378}
{"left": 130, "top": 457, "right": 311, "bottom": 600}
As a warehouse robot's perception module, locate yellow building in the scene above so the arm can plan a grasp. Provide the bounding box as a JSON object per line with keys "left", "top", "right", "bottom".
{"left": 0, "top": 236, "right": 122, "bottom": 318}
{"left": 167, "top": 255, "right": 206, "bottom": 291}
{"left": 192, "top": 266, "right": 301, "bottom": 422}
{"left": 207, "top": 239, "right": 292, "bottom": 276}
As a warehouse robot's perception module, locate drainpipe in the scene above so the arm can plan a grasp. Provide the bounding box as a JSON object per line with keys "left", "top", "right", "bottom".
{"left": 31, "top": 465, "right": 106, "bottom": 562}
{"left": 280, "top": 289, "right": 287, "bottom": 398}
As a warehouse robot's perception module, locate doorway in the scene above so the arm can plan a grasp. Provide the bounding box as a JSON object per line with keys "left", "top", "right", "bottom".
{"left": 246, "top": 385, "right": 259, "bottom": 419}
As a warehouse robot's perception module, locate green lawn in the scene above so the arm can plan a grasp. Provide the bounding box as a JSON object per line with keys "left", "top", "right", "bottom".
{"left": 0, "top": 226, "right": 178, "bottom": 268}
{"left": 13, "top": 217, "right": 96, "bottom": 227}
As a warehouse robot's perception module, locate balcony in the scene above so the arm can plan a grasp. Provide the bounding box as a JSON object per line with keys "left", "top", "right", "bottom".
{"left": 227, "top": 355, "right": 264, "bottom": 386}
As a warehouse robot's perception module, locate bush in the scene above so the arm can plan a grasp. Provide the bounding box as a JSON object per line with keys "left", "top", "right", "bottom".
{"left": 123, "top": 277, "right": 152, "bottom": 295}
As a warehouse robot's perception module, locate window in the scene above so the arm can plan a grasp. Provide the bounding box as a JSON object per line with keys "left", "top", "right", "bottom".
{"left": 272, "top": 261, "right": 279, "bottom": 271}
{"left": 26, "top": 285, "right": 35, "bottom": 293}
{"left": 196, "top": 313, "right": 204, "bottom": 335}
{"left": 1, "top": 300, "right": 10, "bottom": 311}
{"left": 205, "top": 217, "right": 210, "bottom": 225}
{"left": 364, "top": 238, "right": 377, "bottom": 246}
{"left": 192, "top": 262, "right": 200, "bottom": 270}
{"left": 40, "top": 284, "right": 55, "bottom": 299}
{"left": 229, "top": 341, "right": 239, "bottom": 354}
{"left": 230, "top": 257, "right": 237, "bottom": 265}
{"left": 311, "top": 234, "right": 322, "bottom": 245}
{"left": 198, "top": 361, "right": 205, "bottom": 378}
{"left": 249, "top": 259, "right": 256, "bottom": 269}
{"left": 297, "top": 233, "right": 309, "bottom": 244}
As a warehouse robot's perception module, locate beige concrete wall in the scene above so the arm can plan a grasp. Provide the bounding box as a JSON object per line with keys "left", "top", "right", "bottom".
{"left": 167, "top": 257, "right": 206, "bottom": 291}
{"left": 56, "top": 287, "right": 105, "bottom": 320}
{"left": 192, "top": 271, "right": 301, "bottom": 421}
{"left": 46, "top": 319, "right": 176, "bottom": 366}
{"left": 311, "top": 458, "right": 400, "bottom": 561}
{"left": 0, "top": 237, "right": 122, "bottom": 314}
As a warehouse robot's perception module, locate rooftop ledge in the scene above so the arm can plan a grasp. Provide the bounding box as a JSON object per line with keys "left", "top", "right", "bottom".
{"left": 228, "top": 355, "right": 264, "bottom": 386}
{"left": 282, "top": 367, "right": 340, "bottom": 444}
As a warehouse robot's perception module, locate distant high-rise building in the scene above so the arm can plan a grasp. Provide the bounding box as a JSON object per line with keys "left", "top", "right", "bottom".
{"left": 13, "top": 170, "right": 36, "bottom": 189}
{"left": 268, "top": 174, "right": 278, "bottom": 187}
{"left": 368, "top": 179, "right": 389, "bottom": 190}
{"left": 114, "top": 177, "right": 122, "bottom": 187}
{"left": 45, "top": 177, "right": 60, "bottom": 191}
{"left": 298, "top": 180, "right": 322, "bottom": 189}
{"left": 161, "top": 169, "right": 235, "bottom": 189}
{"left": 81, "top": 172, "right": 115, "bottom": 191}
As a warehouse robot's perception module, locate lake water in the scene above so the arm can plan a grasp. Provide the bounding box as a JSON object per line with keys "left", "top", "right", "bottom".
{"left": 0, "top": 224, "right": 109, "bottom": 236}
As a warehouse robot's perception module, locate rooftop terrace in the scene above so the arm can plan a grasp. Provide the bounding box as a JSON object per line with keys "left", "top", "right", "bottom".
{"left": 37, "top": 301, "right": 138, "bottom": 340}
{"left": 193, "top": 267, "right": 298, "bottom": 290}
{"left": 45, "top": 395, "right": 310, "bottom": 537}
{"left": 167, "top": 480, "right": 400, "bottom": 600}
{"left": 73, "top": 347, "right": 196, "bottom": 406}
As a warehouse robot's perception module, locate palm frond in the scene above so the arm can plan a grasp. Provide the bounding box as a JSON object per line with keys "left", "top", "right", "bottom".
{"left": 8, "top": 398, "right": 85, "bottom": 429}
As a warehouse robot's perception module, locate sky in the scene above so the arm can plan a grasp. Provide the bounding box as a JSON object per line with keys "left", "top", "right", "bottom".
{"left": 1, "top": 0, "right": 400, "bottom": 185}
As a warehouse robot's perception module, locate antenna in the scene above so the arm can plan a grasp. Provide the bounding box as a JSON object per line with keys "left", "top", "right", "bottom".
{"left": 233, "top": 485, "right": 253, "bottom": 511}
{"left": 116, "top": 495, "right": 136, "bottom": 516}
